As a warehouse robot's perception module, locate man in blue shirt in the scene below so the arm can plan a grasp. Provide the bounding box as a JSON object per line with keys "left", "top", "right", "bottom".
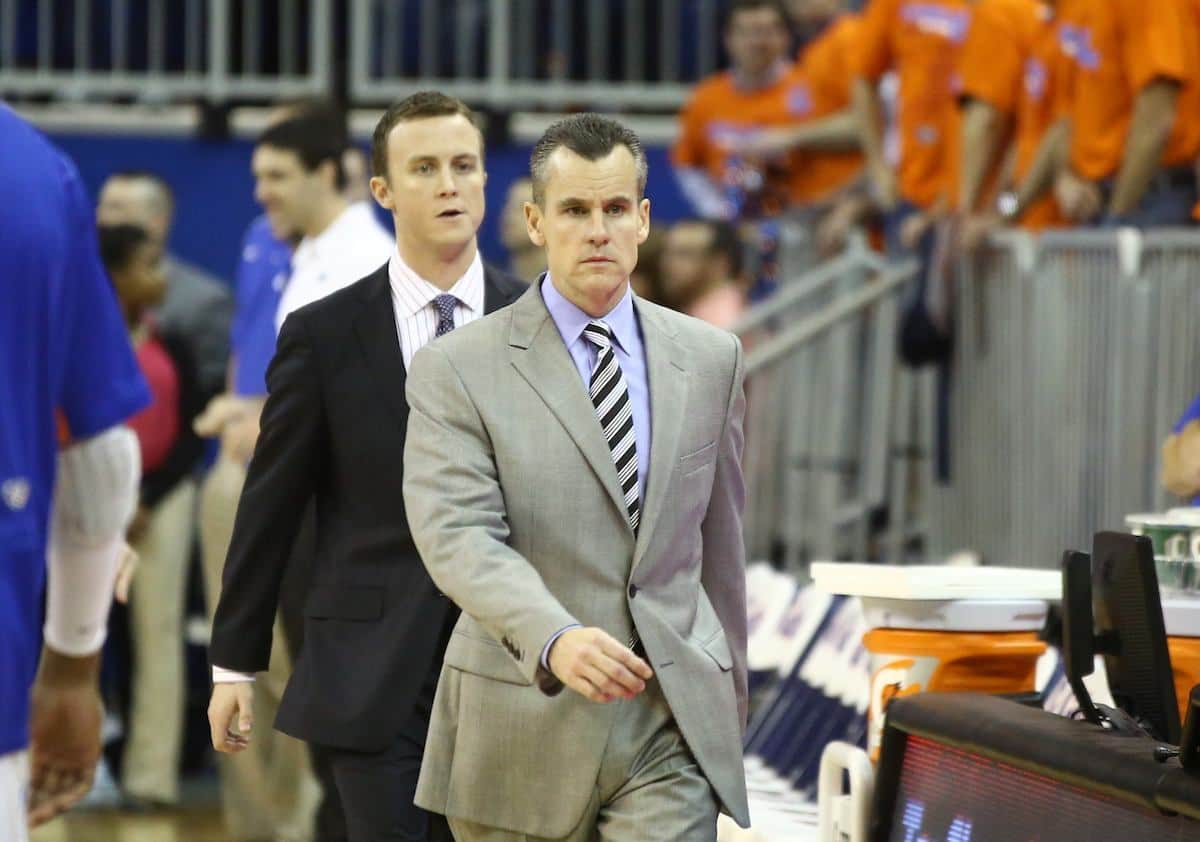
{"left": 0, "top": 105, "right": 149, "bottom": 835}
{"left": 1162, "top": 394, "right": 1200, "bottom": 505}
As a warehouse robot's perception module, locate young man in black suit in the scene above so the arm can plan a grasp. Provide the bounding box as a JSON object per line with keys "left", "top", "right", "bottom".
{"left": 207, "top": 91, "right": 525, "bottom": 841}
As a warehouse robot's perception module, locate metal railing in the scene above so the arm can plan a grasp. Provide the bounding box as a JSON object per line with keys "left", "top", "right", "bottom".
{"left": 740, "top": 224, "right": 1200, "bottom": 573}
{"left": 736, "top": 225, "right": 919, "bottom": 568}
{"left": 0, "top": 0, "right": 330, "bottom": 102}
{"left": 921, "top": 228, "right": 1200, "bottom": 569}
{"left": 348, "top": 0, "right": 725, "bottom": 109}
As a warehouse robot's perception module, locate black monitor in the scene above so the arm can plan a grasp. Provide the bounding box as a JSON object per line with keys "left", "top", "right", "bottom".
{"left": 1058, "top": 533, "right": 1180, "bottom": 744}
{"left": 1092, "top": 531, "right": 1181, "bottom": 744}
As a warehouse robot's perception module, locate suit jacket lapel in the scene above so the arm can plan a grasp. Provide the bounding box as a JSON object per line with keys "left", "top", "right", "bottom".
{"left": 632, "top": 302, "right": 687, "bottom": 571}
{"left": 508, "top": 285, "right": 632, "bottom": 529}
{"left": 354, "top": 268, "right": 409, "bottom": 426}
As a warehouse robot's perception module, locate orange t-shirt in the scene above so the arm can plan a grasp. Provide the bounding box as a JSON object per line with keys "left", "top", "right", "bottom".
{"left": 1057, "top": 0, "right": 1200, "bottom": 181}
{"left": 855, "top": 0, "right": 975, "bottom": 209}
{"left": 673, "top": 63, "right": 819, "bottom": 214}
{"left": 958, "top": 0, "right": 1065, "bottom": 228}
{"left": 785, "top": 15, "right": 865, "bottom": 203}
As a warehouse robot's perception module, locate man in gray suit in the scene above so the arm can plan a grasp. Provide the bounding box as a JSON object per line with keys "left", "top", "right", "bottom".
{"left": 403, "top": 114, "right": 750, "bottom": 840}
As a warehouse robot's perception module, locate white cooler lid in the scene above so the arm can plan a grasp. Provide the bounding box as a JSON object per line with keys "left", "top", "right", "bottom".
{"left": 859, "top": 597, "right": 1048, "bottom": 632}
{"left": 811, "top": 562, "right": 1061, "bottom": 601}
{"left": 1162, "top": 598, "right": 1200, "bottom": 637}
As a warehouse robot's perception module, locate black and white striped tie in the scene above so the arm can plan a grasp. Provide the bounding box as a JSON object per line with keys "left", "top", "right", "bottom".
{"left": 582, "top": 320, "right": 640, "bottom": 533}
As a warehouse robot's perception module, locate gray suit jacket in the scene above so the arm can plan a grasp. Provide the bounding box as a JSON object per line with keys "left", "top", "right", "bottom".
{"left": 402, "top": 283, "right": 749, "bottom": 836}
{"left": 159, "top": 255, "right": 233, "bottom": 398}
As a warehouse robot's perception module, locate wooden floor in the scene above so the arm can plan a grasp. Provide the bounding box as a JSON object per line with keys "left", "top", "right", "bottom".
{"left": 30, "top": 806, "right": 229, "bottom": 842}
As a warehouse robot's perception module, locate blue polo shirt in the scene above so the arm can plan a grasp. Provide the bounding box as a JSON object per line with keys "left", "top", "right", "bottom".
{"left": 230, "top": 215, "right": 292, "bottom": 396}
{"left": 0, "top": 105, "right": 150, "bottom": 755}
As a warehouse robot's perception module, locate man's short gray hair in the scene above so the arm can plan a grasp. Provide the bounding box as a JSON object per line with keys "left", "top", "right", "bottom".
{"left": 529, "top": 114, "right": 648, "bottom": 206}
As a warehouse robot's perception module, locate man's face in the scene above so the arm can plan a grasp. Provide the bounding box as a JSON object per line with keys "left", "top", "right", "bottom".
{"left": 113, "top": 241, "right": 167, "bottom": 313}
{"left": 252, "top": 145, "right": 330, "bottom": 239}
{"left": 97, "top": 178, "right": 167, "bottom": 245}
{"left": 525, "top": 146, "right": 650, "bottom": 317}
{"left": 370, "top": 114, "right": 486, "bottom": 259}
{"left": 725, "top": 7, "right": 791, "bottom": 78}
{"left": 501, "top": 178, "right": 535, "bottom": 251}
{"left": 660, "top": 222, "right": 714, "bottom": 304}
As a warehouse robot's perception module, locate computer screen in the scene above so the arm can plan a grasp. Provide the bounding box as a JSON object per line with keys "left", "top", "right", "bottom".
{"left": 887, "top": 735, "right": 1193, "bottom": 842}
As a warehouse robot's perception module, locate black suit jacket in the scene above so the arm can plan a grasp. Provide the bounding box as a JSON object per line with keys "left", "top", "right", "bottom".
{"left": 210, "top": 260, "right": 525, "bottom": 752}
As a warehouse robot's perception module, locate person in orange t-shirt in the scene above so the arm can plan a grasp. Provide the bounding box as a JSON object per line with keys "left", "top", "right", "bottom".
{"left": 1052, "top": 0, "right": 1200, "bottom": 226}
{"left": 743, "top": 5, "right": 864, "bottom": 205}
{"left": 956, "top": 0, "right": 1066, "bottom": 251}
{"left": 672, "top": 0, "right": 808, "bottom": 219}
{"left": 852, "top": 0, "right": 975, "bottom": 254}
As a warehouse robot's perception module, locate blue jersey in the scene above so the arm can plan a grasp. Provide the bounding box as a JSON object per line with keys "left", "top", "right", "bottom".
{"left": 230, "top": 215, "right": 291, "bottom": 396}
{"left": 0, "top": 105, "right": 150, "bottom": 755}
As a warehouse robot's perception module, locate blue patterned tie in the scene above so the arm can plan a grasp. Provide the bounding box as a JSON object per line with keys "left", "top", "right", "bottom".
{"left": 433, "top": 294, "right": 459, "bottom": 337}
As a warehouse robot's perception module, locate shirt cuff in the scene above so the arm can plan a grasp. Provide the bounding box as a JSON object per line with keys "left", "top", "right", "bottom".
{"left": 212, "top": 666, "right": 256, "bottom": 683}
{"left": 540, "top": 624, "right": 582, "bottom": 670}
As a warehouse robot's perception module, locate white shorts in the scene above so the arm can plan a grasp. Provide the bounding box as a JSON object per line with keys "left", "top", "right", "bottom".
{"left": 0, "top": 750, "right": 29, "bottom": 842}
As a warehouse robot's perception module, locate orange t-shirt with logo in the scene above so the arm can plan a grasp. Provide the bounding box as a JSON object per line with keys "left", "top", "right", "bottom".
{"left": 958, "top": 0, "right": 1065, "bottom": 228}
{"left": 1057, "top": 0, "right": 1200, "bottom": 181}
{"left": 855, "top": 0, "right": 975, "bottom": 209}
{"left": 785, "top": 14, "right": 865, "bottom": 203}
{"left": 673, "top": 63, "right": 819, "bottom": 214}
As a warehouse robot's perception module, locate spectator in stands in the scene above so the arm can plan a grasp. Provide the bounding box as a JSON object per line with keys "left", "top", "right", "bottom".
{"left": 1043, "top": 0, "right": 1200, "bottom": 227}
{"left": 745, "top": 0, "right": 863, "bottom": 205}
{"left": 659, "top": 219, "right": 747, "bottom": 329}
{"left": 672, "top": 0, "right": 802, "bottom": 220}
{"left": 499, "top": 177, "right": 544, "bottom": 282}
{"left": 955, "top": 0, "right": 1065, "bottom": 253}
{"left": 1162, "top": 395, "right": 1200, "bottom": 503}
{"left": 97, "top": 171, "right": 234, "bottom": 400}
{"left": 852, "top": 0, "right": 974, "bottom": 254}
{"left": 97, "top": 223, "right": 204, "bottom": 809}
{"left": 629, "top": 224, "right": 669, "bottom": 305}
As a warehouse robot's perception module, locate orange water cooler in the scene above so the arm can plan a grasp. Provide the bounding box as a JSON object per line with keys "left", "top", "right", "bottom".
{"left": 1164, "top": 599, "right": 1200, "bottom": 725}
{"left": 812, "top": 563, "right": 1060, "bottom": 760}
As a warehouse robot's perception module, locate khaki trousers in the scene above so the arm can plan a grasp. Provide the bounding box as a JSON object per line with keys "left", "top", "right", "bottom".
{"left": 122, "top": 479, "right": 197, "bottom": 804}
{"left": 201, "top": 456, "right": 319, "bottom": 841}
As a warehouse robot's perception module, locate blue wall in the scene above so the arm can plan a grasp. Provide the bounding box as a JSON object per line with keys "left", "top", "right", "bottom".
{"left": 50, "top": 132, "right": 691, "bottom": 285}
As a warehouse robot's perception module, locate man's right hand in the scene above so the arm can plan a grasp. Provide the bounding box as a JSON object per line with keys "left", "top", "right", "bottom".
{"left": 208, "top": 682, "right": 254, "bottom": 753}
{"left": 547, "top": 627, "right": 653, "bottom": 704}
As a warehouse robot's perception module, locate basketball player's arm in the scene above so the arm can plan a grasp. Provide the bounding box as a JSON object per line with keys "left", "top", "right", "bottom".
{"left": 404, "top": 344, "right": 651, "bottom": 700}
{"left": 699, "top": 335, "right": 749, "bottom": 732}
{"left": 29, "top": 426, "right": 141, "bottom": 827}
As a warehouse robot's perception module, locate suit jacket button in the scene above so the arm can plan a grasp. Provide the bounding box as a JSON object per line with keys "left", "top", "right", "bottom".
{"left": 628, "top": 584, "right": 639, "bottom": 598}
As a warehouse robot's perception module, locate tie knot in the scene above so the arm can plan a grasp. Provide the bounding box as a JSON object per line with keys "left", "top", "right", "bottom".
{"left": 434, "top": 294, "right": 459, "bottom": 320}
{"left": 583, "top": 320, "right": 613, "bottom": 350}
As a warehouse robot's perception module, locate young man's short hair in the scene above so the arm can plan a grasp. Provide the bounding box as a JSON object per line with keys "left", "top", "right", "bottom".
{"left": 529, "top": 113, "right": 648, "bottom": 207}
{"left": 257, "top": 109, "right": 350, "bottom": 190}
{"left": 370, "top": 91, "right": 481, "bottom": 179}
{"left": 725, "top": 0, "right": 790, "bottom": 29}
{"left": 97, "top": 223, "right": 151, "bottom": 274}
